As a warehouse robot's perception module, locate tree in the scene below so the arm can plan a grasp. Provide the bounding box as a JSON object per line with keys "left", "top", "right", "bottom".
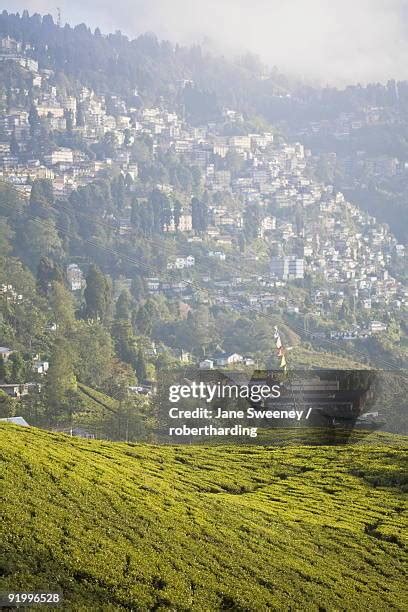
{"left": 76, "top": 101, "right": 85, "bottom": 127}
{"left": 173, "top": 199, "right": 182, "bottom": 230}
{"left": 131, "top": 199, "right": 155, "bottom": 236}
{"left": 36, "top": 257, "right": 64, "bottom": 295}
{"left": 191, "top": 197, "right": 200, "bottom": 233}
{"left": 19, "top": 218, "right": 63, "bottom": 270}
{"left": 49, "top": 281, "right": 76, "bottom": 335}
{"left": 0, "top": 389, "right": 15, "bottom": 418}
{"left": 10, "top": 133, "right": 19, "bottom": 157}
{"left": 238, "top": 233, "right": 246, "bottom": 253}
{"left": 30, "top": 179, "right": 54, "bottom": 210}
{"left": 182, "top": 83, "right": 220, "bottom": 124}
{"left": 162, "top": 200, "right": 173, "bottom": 231}
{"left": 115, "top": 289, "right": 132, "bottom": 321}
{"left": 0, "top": 218, "right": 14, "bottom": 256}
{"left": 103, "top": 394, "right": 146, "bottom": 442}
{"left": 0, "top": 355, "right": 6, "bottom": 382}
{"left": 134, "top": 301, "right": 156, "bottom": 336}
{"left": 387, "top": 320, "right": 401, "bottom": 343}
{"left": 131, "top": 137, "right": 152, "bottom": 163}
{"left": 112, "top": 174, "right": 126, "bottom": 211}
{"left": 0, "top": 182, "right": 24, "bottom": 219}
{"left": 149, "top": 189, "right": 170, "bottom": 233}
{"left": 84, "top": 265, "right": 112, "bottom": 321}
{"left": 92, "top": 131, "right": 117, "bottom": 159}
{"left": 111, "top": 320, "right": 137, "bottom": 366}
{"left": 225, "top": 150, "right": 244, "bottom": 176}
{"left": 191, "top": 197, "right": 208, "bottom": 233}
{"left": 135, "top": 348, "right": 147, "bottom": 382}
{"left": 9, "top": 352, "right": 25, "bottom": 383}
{"left": 243, "top": 203, "right": 261, "bottom": 242}
{"left": 103, "top": 358, "right": 136, "bottom": 399}
{"left": 130, "top": 276, "right": 146, "bottom": 303}
{"left": 339, "top": 301, "right": 352, "bottom": 323}
{"left": 74, "top": 322, "right": 114, "bottom": 389}
{"left": 28, "top": 103, "right": 40, "bottom": 137}
{"left": 184, "top": 306, "right": 218, "bottom": 355}
{"left": 45, "top": 338, "right": 77, "bottom": 419}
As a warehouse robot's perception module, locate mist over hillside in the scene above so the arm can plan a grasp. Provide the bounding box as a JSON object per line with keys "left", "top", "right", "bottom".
{"left": 5, "top": 0, "right": 408, "bottom": 85}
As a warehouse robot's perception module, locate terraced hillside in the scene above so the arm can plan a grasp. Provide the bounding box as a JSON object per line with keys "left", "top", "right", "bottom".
{"left": 1, "top": 425, "right": 407, "bottom": 611}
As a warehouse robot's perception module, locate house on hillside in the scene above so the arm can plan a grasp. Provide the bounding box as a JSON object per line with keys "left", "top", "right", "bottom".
{"left": 70, "top": 427, "right": 95, "bottom": 439}
{"left": 66, "top": 264, "right": 85, "bottom": 291}
{"left": 167, "top": 256, "right": 195, "bottom": 270}
{"left": 0, "top": 416, "right": 30, "bottom": 427}
{"left": 0, "top": 347, "right": 13, "bottom": 361}
{"left": 370, "top": 320, "right": 387, "bottom": 334}
{"left": 212, "top": 352, "right": 244, "bottom": 367}
{"left": 0, "top": 384, "right": 29, "bottom": 398}
{"left": 32, "top": 358, "right": 49, "bottom": 375}
{"left": 199, "top": 359, "right": 214, "bottom": 370}
{"left": 243, "top": 356, "right": 256, "bottom": 366}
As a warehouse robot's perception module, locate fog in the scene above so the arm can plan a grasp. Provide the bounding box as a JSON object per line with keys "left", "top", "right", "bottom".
{"left": 5, "top": 0, "right": 408, "bottom": 85}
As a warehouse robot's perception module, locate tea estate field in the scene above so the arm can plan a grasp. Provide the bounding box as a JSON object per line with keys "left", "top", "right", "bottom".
{"left": 0, "top": 424, "right": 407, "bottom": 611}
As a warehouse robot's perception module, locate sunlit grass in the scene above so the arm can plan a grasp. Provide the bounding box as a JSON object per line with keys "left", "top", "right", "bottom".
{"left": 1, "top": 425, "right": 407, "bottom": 610}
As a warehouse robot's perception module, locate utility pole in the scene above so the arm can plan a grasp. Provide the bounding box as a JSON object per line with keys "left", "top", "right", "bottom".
{"left": 57, "top": 7, "right": 61, "bottom": 28}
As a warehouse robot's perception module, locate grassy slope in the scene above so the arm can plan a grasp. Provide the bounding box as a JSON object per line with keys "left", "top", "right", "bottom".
{"left": 69, "top": 384, "right": 119, "bottom": 431}
{"left": 0, "top": 425, "right": 407, "bottom": 611}
{"left": 76, "top": 384, "right": 119, "bottom": 414}
{"left": 290, "top": 346, "right": 371, "bottom": 369}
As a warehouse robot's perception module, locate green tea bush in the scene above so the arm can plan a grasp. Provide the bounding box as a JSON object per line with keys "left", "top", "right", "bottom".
{"left": 0, "top": 425, "right": 407, "bottom": 610}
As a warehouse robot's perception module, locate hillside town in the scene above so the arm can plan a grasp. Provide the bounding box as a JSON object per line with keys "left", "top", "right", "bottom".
{"left": 0, "top": 33, "right": 406, "bottom": 359}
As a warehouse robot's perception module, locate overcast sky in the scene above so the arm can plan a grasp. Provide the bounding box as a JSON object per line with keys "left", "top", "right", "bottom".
{"left": 5, "top": 0, "right": 408, "bottom": 86}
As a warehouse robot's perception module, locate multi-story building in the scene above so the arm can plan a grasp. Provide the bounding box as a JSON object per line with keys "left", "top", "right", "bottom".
{"left": 271, "top": 257, "right": 305, "bottom": 280}
{"left": 44, "top": 148, "right": 74, "bottom": 165}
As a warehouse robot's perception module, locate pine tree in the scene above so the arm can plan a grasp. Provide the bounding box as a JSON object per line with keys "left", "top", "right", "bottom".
{"left": 115, "top": 290, "right": 132, "bottom": 321}
{"left": 135, "top": 349, "right": 147, "bottom": 383}
{"left": 36, "top": 257, "right": 64, "bottom": 296}
{"left": 130, "top": 276, "right": 146, "bottom": 303}
{"left": 45, "top": 339, "right": 77, "bottom": 419}
{"left": 173, "top": 199, "right": 182, "bottom": 230}
{"left": 0, "top": 356, "right": 7, "bottom": 382}
{"left": 10, "top": 353, "right": 25, "bottom": 383}
{"left": 0, "top": 390, "right": 14, "bottom": 418}
{"left": 49, "top": 281, "right": 76, "bottom": 335}
{"left": 28, "top": 104, "right": 40, "bottom": 137}
{"left": 134, "top": 301, "right": 156, "bottom": 336}
{"left": 84, "top": 265, "right": 111, "bottom": 321}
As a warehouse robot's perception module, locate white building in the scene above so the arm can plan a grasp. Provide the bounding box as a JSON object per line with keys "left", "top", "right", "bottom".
{"left": 44, "top": 148, "right": 74, "bottom": 165}
{"left": 0, "top": 347, "right": 13, "bottom": 361}
{"left": 66, "top": 264, "right": 85, "bottom": 291}
{"left": 370, "top": 321, "right": 387, "bottom": 334}
{"left": 165, "top": 212, "right": 192, "bottom": 233}
{"left": 271, "top": 257, "right": 305, "bottom": 280}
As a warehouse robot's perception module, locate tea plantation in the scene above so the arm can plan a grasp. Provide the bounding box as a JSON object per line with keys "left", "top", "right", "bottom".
{"left": 0, "top": 424, "right": 407, "bottom": 611}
